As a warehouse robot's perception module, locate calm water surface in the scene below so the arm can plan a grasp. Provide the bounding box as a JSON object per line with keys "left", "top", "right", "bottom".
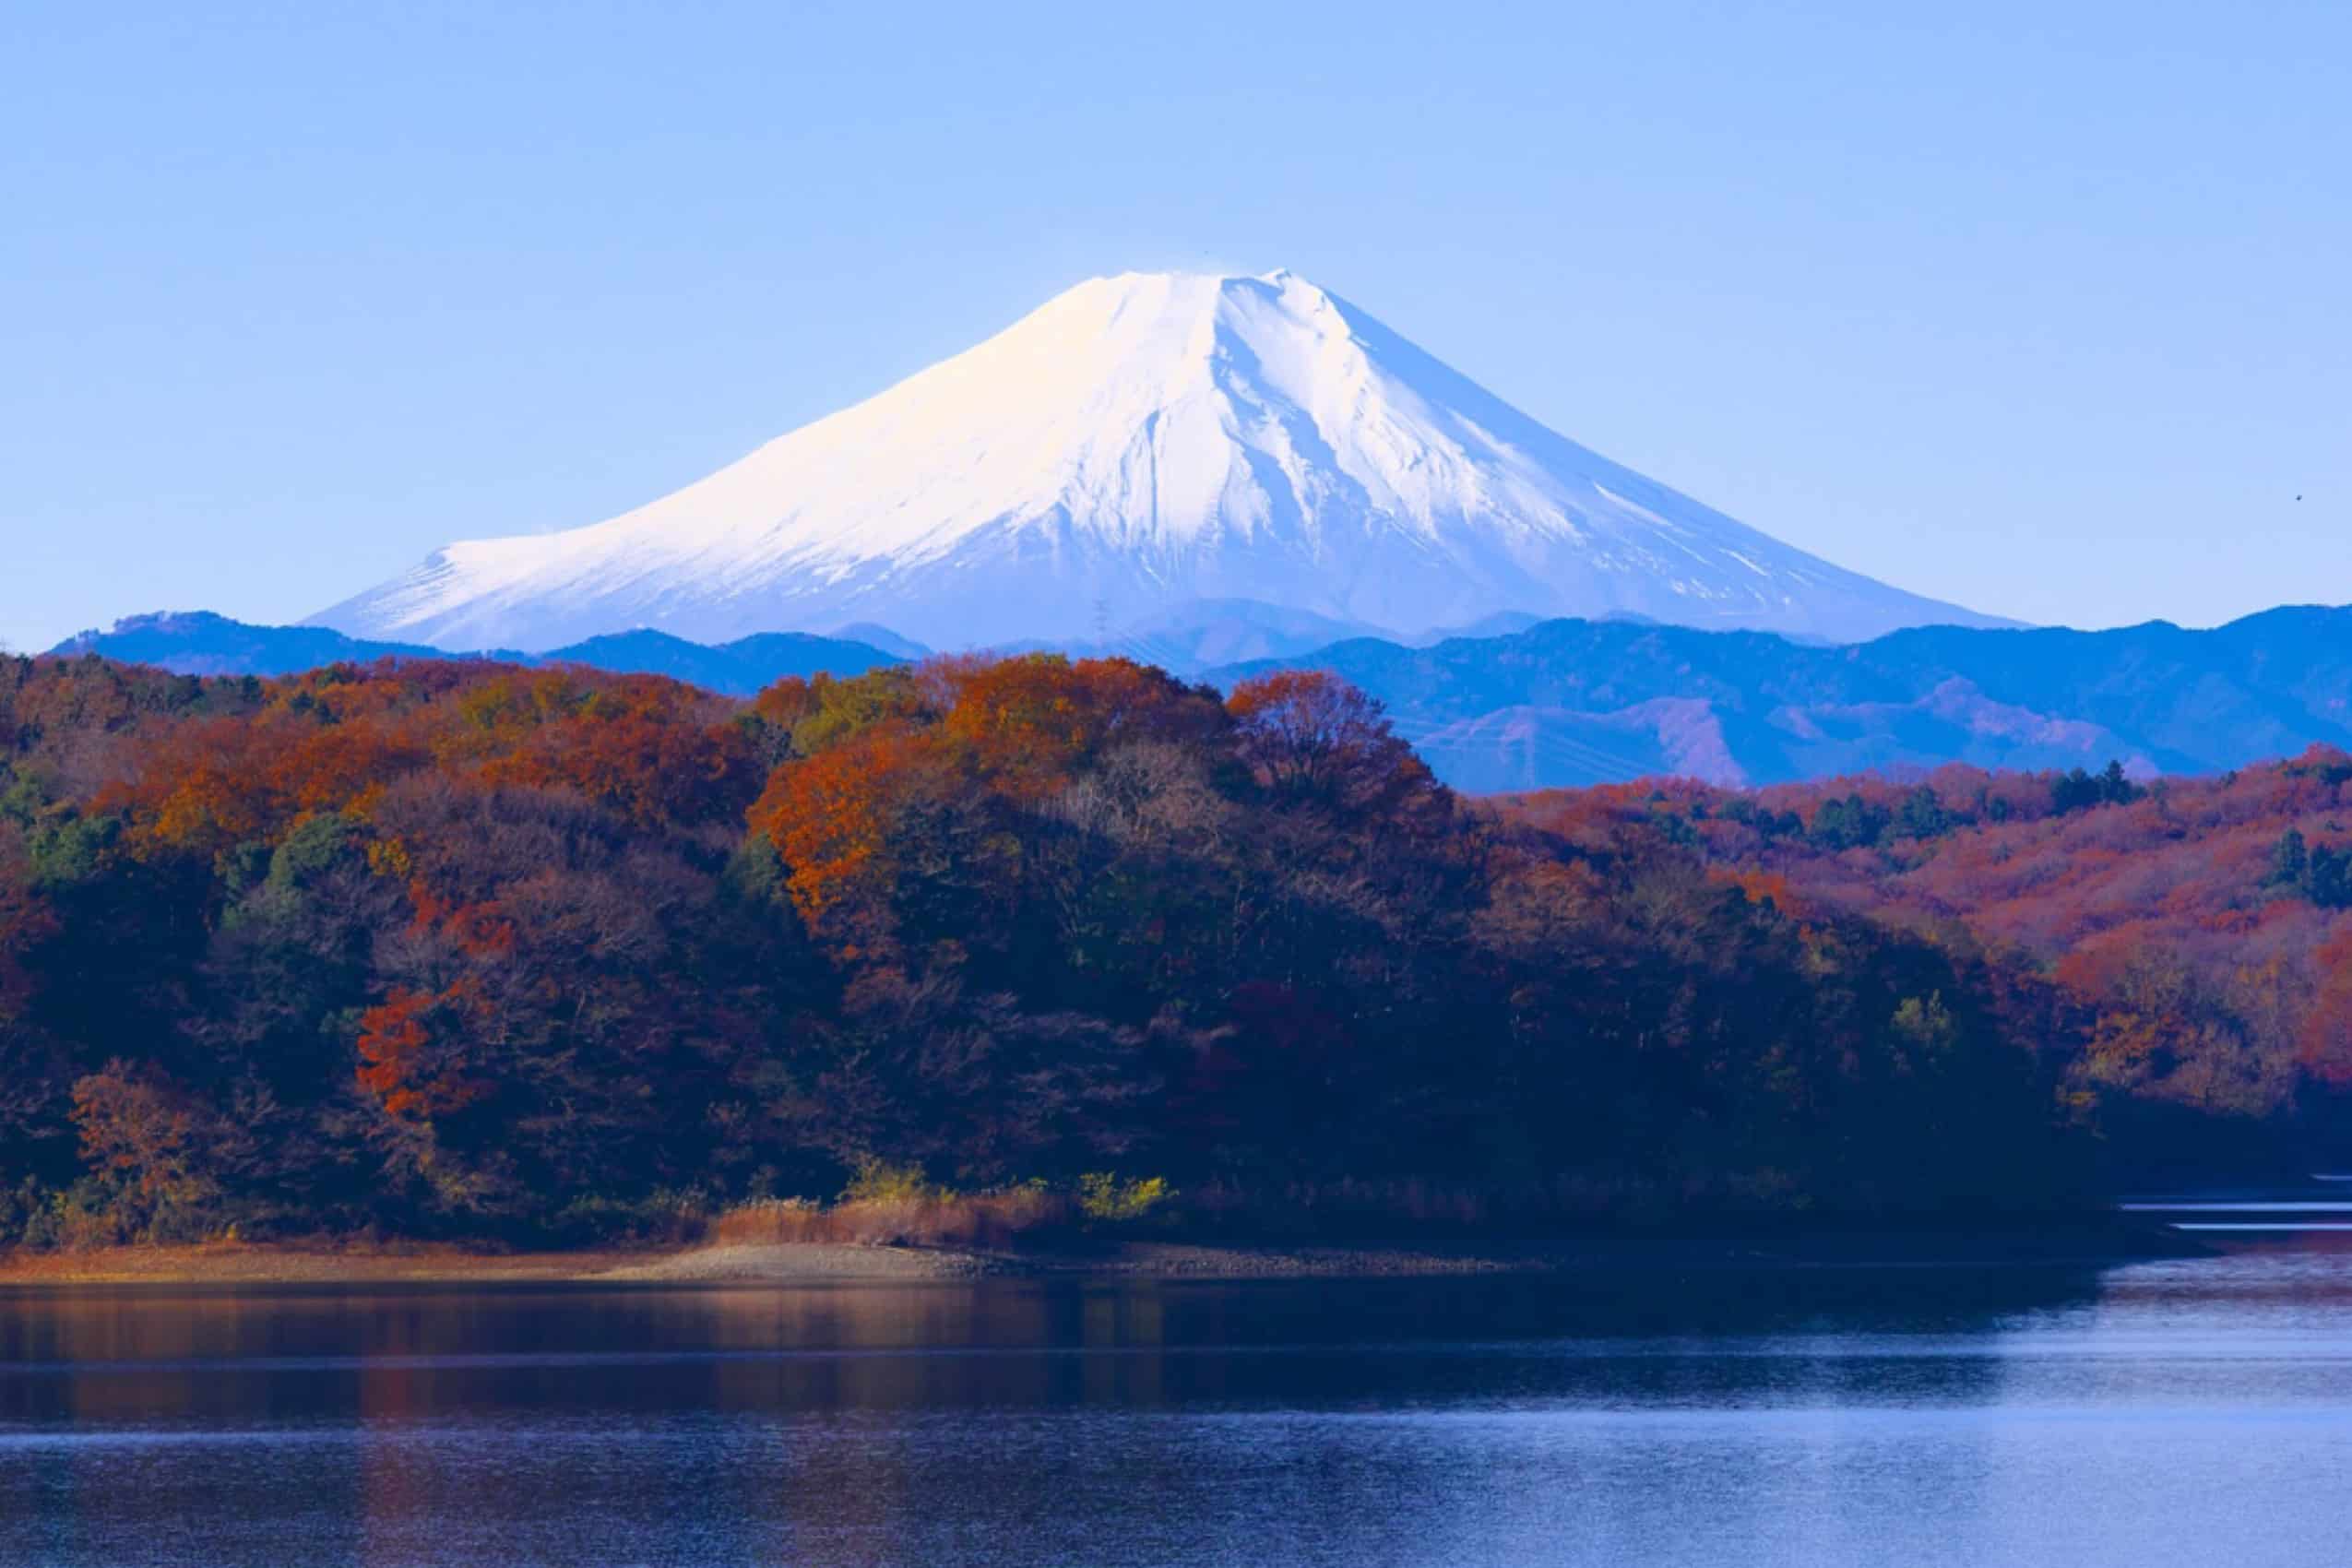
{"left": 5, "top": 1239, "right": 2352, "bottom": 1566}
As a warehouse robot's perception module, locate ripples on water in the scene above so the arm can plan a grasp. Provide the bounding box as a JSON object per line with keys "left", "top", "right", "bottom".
{"left": 5, "top": 1239, "right": 2352, "bottom": 1567}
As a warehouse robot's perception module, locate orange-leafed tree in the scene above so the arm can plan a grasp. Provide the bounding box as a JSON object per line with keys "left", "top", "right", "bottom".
{"left": 935, "top": 654, "right": 1223, "bottom": 799}
{"left": 469, "top": 676, "right": 754, "bottom": 827}
{"left": 69, "top": 1062, "right": 254, "bottom": 1241}
{"left": 2299, "top": 923, "right": 2352, "bottom": 1087}
{"left": 355, "top": 983, "right": 490, "bottom": 1123}
{"left": 747, "top": 726, "right": 956, "bottom": 950}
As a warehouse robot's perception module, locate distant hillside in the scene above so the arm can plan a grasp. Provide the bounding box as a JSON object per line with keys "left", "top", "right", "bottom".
{"left": 58, "top": 606, "right": 2352, "bottom": 792}
{"left": 540, "top": 629, "right": 909, "bottom": 691}
{"left": 49, "top": 612, "right": 486, "bottom": 675}
{"left": 1496, "top": 744, "right": 2352, "bottom": 1181}
{"left": 992, "top": 599, "right": 1390, "bottom": 673}
{"left": 51, "top": 612, "right": 906, "bottom": 695}
{"left": 1207, "top": 606, "right": 2352, "bottom": 790}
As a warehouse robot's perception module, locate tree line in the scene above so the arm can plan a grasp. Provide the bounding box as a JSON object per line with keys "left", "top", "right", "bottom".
{"left": 7, "top": 649, "right": 2328, "bottom": 1248}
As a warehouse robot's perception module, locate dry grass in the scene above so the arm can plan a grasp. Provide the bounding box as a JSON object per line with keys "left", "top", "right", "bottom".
{"left": 710, "top": 1188, "right": 1075, "bottom": 1250}
{"left": 707, "top": 1172, "right": 1687, "bottom": 1254}
{"left": 706, "top": 1173, "right": 1668, "bottom": 1254}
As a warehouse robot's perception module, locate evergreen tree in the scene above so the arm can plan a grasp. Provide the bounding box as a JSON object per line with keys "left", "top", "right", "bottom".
{"left": 2268, "top": 828, "right": 2310, "bottom": 888}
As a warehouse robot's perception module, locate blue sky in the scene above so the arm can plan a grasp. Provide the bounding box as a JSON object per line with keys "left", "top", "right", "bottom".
{"left": 5, "top": 0, "right": 2346, "bottom": 651}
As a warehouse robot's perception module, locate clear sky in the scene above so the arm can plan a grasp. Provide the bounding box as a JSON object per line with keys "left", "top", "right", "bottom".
{"left": 5, "top": 0, "right": 2346, "bottom": 652}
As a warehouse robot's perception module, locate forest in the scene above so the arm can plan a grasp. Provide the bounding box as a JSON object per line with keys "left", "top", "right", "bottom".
{"left": 2, "top": 649, "right": 2345, "bottom": 1250}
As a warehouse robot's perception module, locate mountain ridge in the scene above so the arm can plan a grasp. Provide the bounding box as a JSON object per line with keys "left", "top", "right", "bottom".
{"left": 51, "top": 604, "right": 2352, "bottom": 792}
{"left": 51, "top": 612, "right": 905, "bottom": 696}
{"left": 1203, "top": 604, "right": 2352, "bottom": 789}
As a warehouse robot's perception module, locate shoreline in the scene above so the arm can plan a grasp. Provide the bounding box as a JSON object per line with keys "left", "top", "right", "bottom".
{"left": 0, "top": 1221, "right": 2201, "bottom": 1288}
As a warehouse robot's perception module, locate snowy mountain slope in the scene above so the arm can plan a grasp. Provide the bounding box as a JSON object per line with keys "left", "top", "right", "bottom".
{"left": 312, "top": 270, "right": 2006, "bottom": 651}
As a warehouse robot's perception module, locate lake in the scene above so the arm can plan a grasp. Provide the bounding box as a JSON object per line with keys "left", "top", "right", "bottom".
{"left": 5, "top": 1234, "right": 2352, "bottom": 1566}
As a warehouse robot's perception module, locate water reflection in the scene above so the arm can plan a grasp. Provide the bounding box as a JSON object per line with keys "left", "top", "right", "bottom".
{"left": 3, "top": 1249, "right": 2349, "bottom": 1566}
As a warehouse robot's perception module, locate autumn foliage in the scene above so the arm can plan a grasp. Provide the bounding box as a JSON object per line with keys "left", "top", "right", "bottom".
{"left": 4, "top": 647, "right": 2348, "bottom": 1247}
{"left": 1502, "top": 748, "right": 2352, "bottom": 1172}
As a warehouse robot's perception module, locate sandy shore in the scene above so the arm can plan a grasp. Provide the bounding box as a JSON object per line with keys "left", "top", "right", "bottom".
{"left": 0, "top": 1239, "right": 1563, "bottom": 1287}
{"left": 0, "top": 1223, "right": 2192, "bottom": 1287}
{"left": 0, "top": 1241, "right": 648, "bottom": 1286}
{"left": 599, "top": 1240, "right": 1558, "bottom": 1283}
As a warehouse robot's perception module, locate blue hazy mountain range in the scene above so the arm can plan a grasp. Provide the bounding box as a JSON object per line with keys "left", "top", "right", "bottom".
{"left": 48, "top": 612, "right": 909, "bottom": 696}
{"left": 46, "top": 604, "right": 2352, "bottom": 790}
{"left": 1200, "top": 606, "right": 2352, "bottom": 790}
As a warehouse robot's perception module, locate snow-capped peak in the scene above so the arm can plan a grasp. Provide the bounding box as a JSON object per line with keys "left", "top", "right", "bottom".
{"left": 311, "top": 269, "right": 2002, "bottom": 651}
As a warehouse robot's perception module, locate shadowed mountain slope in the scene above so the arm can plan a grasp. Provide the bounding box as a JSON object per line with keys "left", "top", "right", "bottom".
{"left": 52, "top": 613, "right": 903, "bottom": 695}
{"left": 1208, "top": 605, "right": 2352, "bottom": 788}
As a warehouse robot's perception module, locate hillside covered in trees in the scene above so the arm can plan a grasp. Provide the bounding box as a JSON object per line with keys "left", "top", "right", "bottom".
{"left": 1503, "top": 754, "right": 2352, "bottom": 1179}
{"left": 1, "top": 650, "right": 2343, "bottom": 1249}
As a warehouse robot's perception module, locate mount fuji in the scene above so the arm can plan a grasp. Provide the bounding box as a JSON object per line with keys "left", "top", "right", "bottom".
{"left": 312, "top": 270, "right": 2006, "bottom": 652}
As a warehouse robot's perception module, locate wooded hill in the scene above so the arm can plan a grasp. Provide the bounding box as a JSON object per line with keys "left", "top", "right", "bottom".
{"left": 2, "top": 649, "right": 2341, "bottom": 1247}
{"left": 1503, "top": 754, "right": 2352, "bottom": 1177}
